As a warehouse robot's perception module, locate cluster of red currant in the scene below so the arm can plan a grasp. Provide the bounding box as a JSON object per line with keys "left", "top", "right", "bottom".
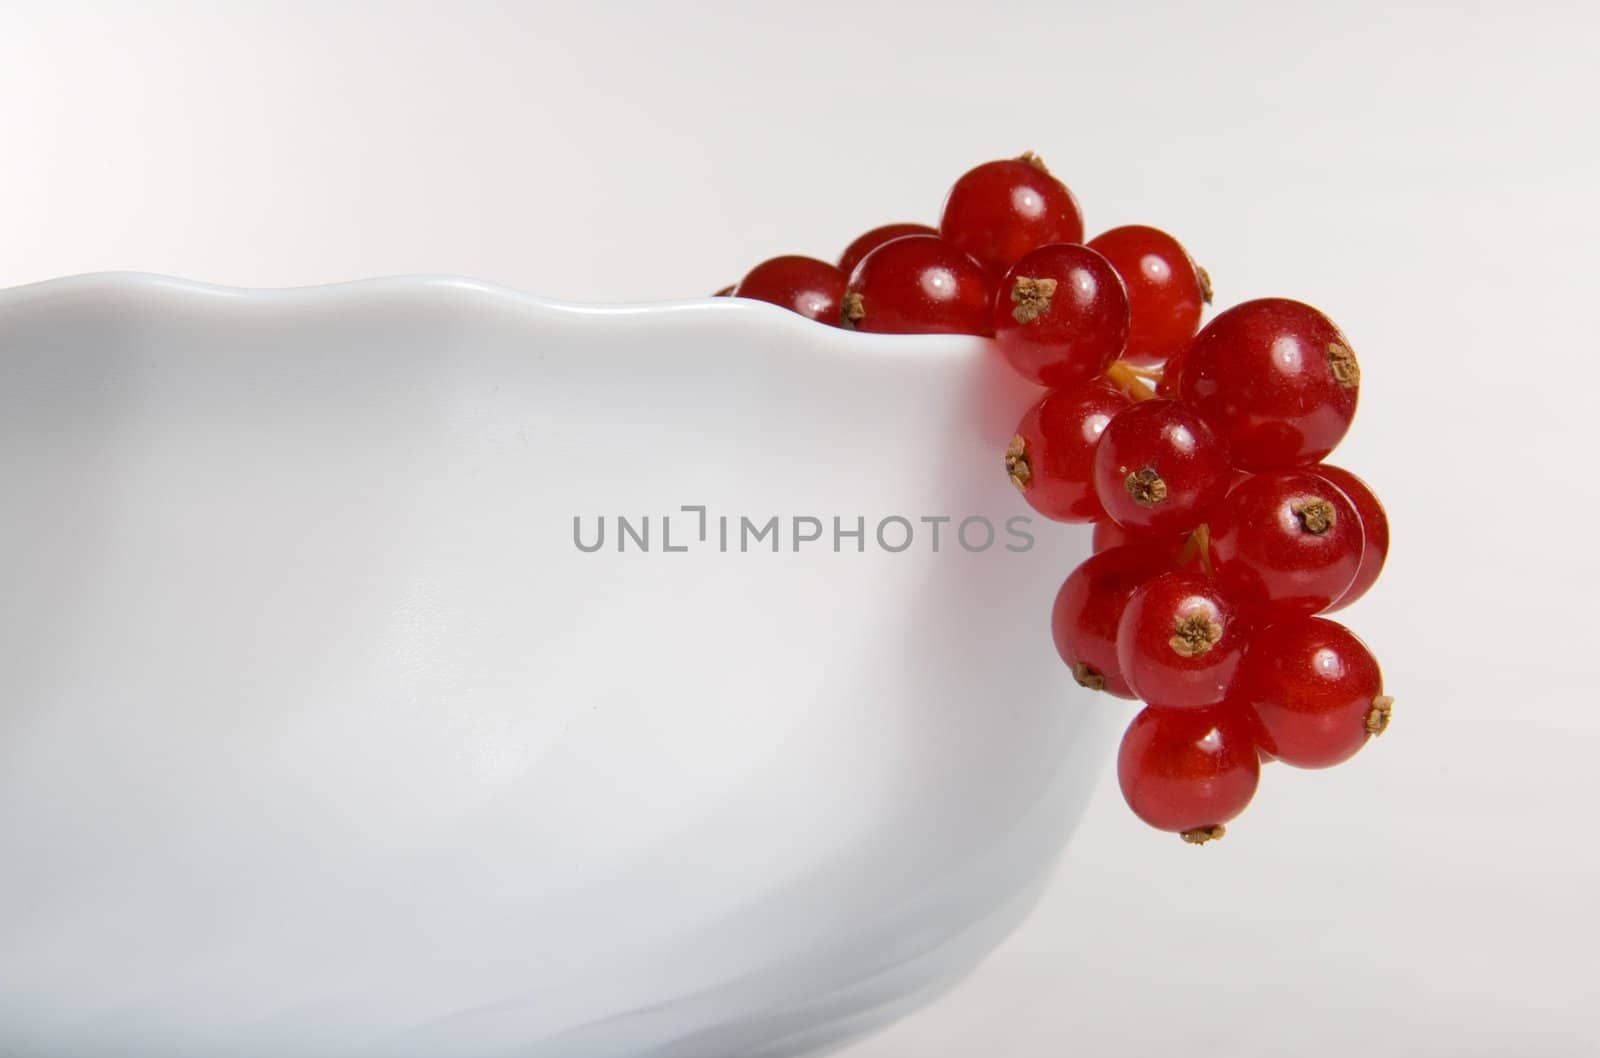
{"left": 719, "top": 154, "right": 1392, "bottom": 844}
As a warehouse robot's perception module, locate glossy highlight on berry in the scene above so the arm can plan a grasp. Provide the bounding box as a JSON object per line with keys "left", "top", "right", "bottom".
{"left": 993, "top": 243, "right": 1130, "bottom": 388}
{"left": 1209, "top": 471, "right": 1363, "bottom": 617}
{"left": 1116, "top": 571, "right": 1249, "bottom": 709}
{"left": 939, "top": 153, "right": 1084, "bottom": 278}
{"left": 1092, "top": 399, "right": 1230, "bottom": 535}
{"left": 1087, "top": 225, "right": 1208, "bottom": 367}
{"left": 1178, "top": 298, "right": 1359, "bottom": 470}
{"left": 841, "top": 234, "right": 993, "bottom": 336}
{"left": 1238, "top": 617, "right": 1388, "bottom": 768}
{"left": 1117, "top": 705, "right": 1261, "bottom": 840}
{"left": 1008, "top": 380, "right": 1132, "bottom": 522}
{"left": 733, "top": 256, "right": 848, "bottom": 325}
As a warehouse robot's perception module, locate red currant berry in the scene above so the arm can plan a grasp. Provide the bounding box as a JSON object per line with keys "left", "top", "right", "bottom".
{"left": 1237, "top": 617, "right": 1390, "bottom": 768}
{"left": 1007, "top": 380, "right": 1131, "bottom": 522}
{"left": 1313, "top": 464, "right": 1390, "bottom": 612}
{"left": 1092, "top": 399, "right": 1230, "bottom": 535}
{"left": 1116, "top": 570, "right": 1249, "bottom": 709}
{"left": 1178, "top": 298, "right": 1359, "bottom": 471}
{"left": 1086, "top": 225, "right": 1210, "bottom": 367}
{"left": 837, "top": 223, "right": 937, "bottom": 277}
{"left": 1091, "top": 519, "right": 1178, "bottom": 556}
{"left": 1094, "top": 518, "right": 1145, "bottom": 553}
{"left": 1155, "top": 342, "right": 1187, "bottom": 396}
{"left": 993, "top": 243, "right": 1130, "bottom": 388}
{"left": 840, "top": 235, "right": 993, "bottom": 336}
{"left": 939, "top": 153, "right": 1084, "bottom": 278}
{"left": 1051, "top": 545, "right": 1171, "bottom": 697}
{"left": 1209, "top": 471, "right": 1362, "bottom": 617}
{"left": 733, "top": 256, "right": 848, "bottom": 325}
{"left": 1092, "top": 518, "right": 1135, "bottom": 553}
{"left": 1117, "top": 704, "right": 1260, "bottom": 841}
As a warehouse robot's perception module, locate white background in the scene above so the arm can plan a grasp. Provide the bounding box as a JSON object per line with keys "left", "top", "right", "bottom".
{"left": 3, "top": 2, "right": 1596, "bottom": 1055}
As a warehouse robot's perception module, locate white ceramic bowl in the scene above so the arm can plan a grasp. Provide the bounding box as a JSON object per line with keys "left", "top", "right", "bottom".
{"left": 0, "top": 274, "right": 1113, "bottom": 1058}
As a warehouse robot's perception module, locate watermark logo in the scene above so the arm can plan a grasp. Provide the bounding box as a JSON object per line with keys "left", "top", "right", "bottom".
{"left": 574, "top": 505, "right": 1034, "bottom": 554}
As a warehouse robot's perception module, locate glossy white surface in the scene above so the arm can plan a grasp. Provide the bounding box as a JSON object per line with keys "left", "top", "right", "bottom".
{"left": 0, "top": 274, "right": 1111, "bottom": 1057}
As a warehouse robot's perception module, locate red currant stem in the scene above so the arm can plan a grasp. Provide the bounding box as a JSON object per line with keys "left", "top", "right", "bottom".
{"left": 1105, "top": 361, "right": 1157, "bottom": 402}
{"left": 1123, "top": 364, "right": 1165, "bottom": 382}
{"left": 1180, "top": 824, "right": 1225, "bottom": 845}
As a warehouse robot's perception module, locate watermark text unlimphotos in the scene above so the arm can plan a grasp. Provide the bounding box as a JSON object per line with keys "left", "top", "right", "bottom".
{"left": 573, "top": 506, "right": 1035, "bottom": 554}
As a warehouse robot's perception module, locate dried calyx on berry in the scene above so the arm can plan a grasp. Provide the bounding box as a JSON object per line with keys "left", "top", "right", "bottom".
{"left": 1124, "top": 467, "right": 1167, "bottom": 508}
{"left": 1009, "top": 276, "right": 1057, "bottom": 324}
{"left": 1005, "top": 435, "right": 1032, "bottom": 492}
